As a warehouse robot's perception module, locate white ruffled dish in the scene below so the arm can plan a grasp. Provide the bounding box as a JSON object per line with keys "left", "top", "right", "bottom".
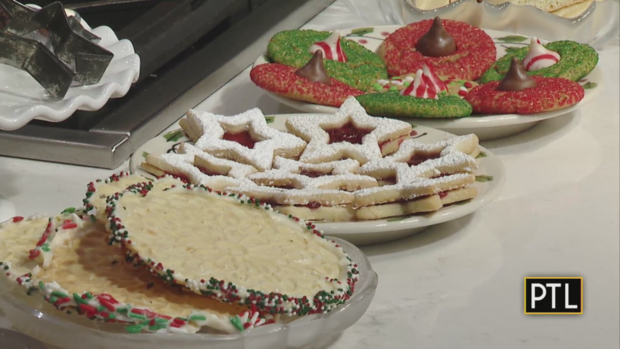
{"left": 253, "top": 27, "right": 603, "bottom": 141}
{"left": 0, "top": 237, "right": 377, "bottom": 349}
{"left": 0, "top": 195, "right": 14, "bottom": 224}
{"left": 341, "top": 0, "right": 619, "bottom": 49}
{"left": 0, "top": 25, "right": 140, "bottom": 131}
{"left": 129, "top": 115, "right": 505, "bottom": 246}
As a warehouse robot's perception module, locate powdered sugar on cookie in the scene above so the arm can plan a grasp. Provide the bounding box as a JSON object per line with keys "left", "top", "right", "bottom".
{"left": 285, "top": 97, "right": 412, "bottom": 164}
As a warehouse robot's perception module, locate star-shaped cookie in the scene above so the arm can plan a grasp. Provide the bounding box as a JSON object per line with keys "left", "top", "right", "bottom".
{"left": 180, "top": 108, "right": 307, "bottom": 171}
{"left": 285, "top": 97, "right": 412, "bottom": 165}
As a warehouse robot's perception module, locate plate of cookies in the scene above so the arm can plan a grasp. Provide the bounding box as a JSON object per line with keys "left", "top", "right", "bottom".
{"left": 251, "top": 18, "right": 603, "bottom": 140}
{"left": 131, "top": 97, "right": 505, "bottom": 246}
{"left": 0, "top": 173, "right": 377, "bottom": 348}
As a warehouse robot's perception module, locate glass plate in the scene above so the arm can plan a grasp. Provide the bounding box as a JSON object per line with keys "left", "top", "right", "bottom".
{"left": 0, "top": 238, "right": 377, "bottom": 349}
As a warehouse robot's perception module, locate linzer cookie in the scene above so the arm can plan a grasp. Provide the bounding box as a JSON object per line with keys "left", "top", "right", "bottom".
{"left": 353, "top": 134, "right": 480, "bottom": 219}
{"left": 467, "top": 58, "right": 585, "bottom": 114}
{"left": 267, "top": 29, "right": 387, "bottom": 90}
{"left": 480, "top": 39, "right": 598, "bottom": 83}
{"left": 141, "top": 143, "right": 257, "bottom": 190}
{"left": 104, "top": 183, "right": 359, "bottom": 316}
{"left": 250, "top": 51, "right": 365, "bottom": 107}
{"left": 355, "top": 64, "right": 472, "bottom": 118}
{"left": 179, "top": 108, "right": 306, "bottom": 171}
{"left": 379, "top": 17, "right": 496, "bottom": 80}
{"left": 2, "top": 212, "right": 266, "bottom": 334}
{"left": 285, "top": 97, "right": 413, "bottom": 164}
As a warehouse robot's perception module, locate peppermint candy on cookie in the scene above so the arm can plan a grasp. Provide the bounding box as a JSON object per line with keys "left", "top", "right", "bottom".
{"left": 180, "top": 108, "right": 306, "bottom": 171}
{"left": 141, "top": 143, "right": 257, "bottom": 190}
{"left": 522, "top": 37, "right": 560, "bottom": 71}
{"left": 309, "top": 31, "right": 347, "bottom": 62}
{"left": 285, "top": 97, "right": 413, "bottom": 164}
{"left": 105, "top": 183, "right": 359, "bottom": 316}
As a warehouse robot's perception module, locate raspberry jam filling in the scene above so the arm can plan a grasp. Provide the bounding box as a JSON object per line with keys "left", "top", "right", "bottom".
{"left": 438, "top": 192, "right": 448, "bottom": 199}
{"left": 163, "top": 172, "right": 190, "bottom": 183}
{"left": 300, "top": 169, "right": 332, "bottom": 178}
{"left": 196, "top": 165, "right": 222, "bottom": 177}
{"left": 326, "top": 123, "right": 373, "bottom": 144}
{"left": 264, "top": 201, "right": 323, "bottom": 209}
{"left": 222, "top": 131, "right": 256, "bottom": 149}
{"left": 407, "top": 152, "right": 441, "bottom": 166}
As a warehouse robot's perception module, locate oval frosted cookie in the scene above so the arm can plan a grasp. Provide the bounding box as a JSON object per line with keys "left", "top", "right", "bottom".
{"left": 479, "top": 39, "right": 598, "bottom": 83}
{"left": 2, "top": 213, "right": 267, "bottom": 334}
{"left": 267, "top": 29, "right": 387, "bottom": 90}
{"left": 104, "top": 182, "right": 359, "bottom": 316}
{"left": 379, "top": 18, "right": 496, "bottom": 81}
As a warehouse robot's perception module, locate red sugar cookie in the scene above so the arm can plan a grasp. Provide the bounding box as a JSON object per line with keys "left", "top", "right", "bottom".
{"left": 464, "top": 76, "right": 584, "bottom": 115}
{"left": 250, "top": 63, "right": 364, "bottom": 107}
{"left": 379, "top": 18, "right": 496, "bottom": 80}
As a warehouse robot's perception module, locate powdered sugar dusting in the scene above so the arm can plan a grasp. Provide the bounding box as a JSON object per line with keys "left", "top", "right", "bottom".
{"left": 285, "top": 97, "right": 412, "bottom": 165}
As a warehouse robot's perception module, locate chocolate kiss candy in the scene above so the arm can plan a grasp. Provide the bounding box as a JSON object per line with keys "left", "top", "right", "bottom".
{"left": 496, "top": 57, "right": 538, "bottom": 91}
{"left": 415, "top": 17, "right": 457, "bottom": 57}
{"left": 295, "top": 51, "right": 332, "bottom": 85}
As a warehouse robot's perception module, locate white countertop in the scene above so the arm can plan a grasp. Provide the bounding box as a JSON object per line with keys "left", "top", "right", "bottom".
{"left": 0, "top": 2, "right": 618, "bottom": 348}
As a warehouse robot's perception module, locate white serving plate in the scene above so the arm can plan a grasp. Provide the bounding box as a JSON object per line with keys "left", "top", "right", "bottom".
{"left": 0, "top": 238, "right": 377, "bottom": 349}
{"left": 341, "top": 0, "right": 619, "bottom": 49}
{"left": 0, "top": 24, "right": 140, "bottom": 131}
{"left": 0, "top": 195, "right": 14, "bottom": 224}
{"left": 253, "top": 26, "right": 603, "bottom": 141}
{"left": 130, "top": 115, "right": 506, "bottom": 246}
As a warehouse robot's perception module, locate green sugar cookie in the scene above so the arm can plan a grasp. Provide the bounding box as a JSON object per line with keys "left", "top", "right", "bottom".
{"left": 267, "top": 30, "right": 387, "bottom": 91}
{"left": 480, "top": 41, "right": 598, "bottom": 83}
{"left": 356, "top": 92, "right": 472, "bottom": 119}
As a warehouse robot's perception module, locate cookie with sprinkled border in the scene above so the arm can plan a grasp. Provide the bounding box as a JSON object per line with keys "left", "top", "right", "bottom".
{"left": 2, "top": 212, "right": 270, "bottom": 334}
{"left": 356, "top": 92, "right": 472, "bottom": 118}
{"left": 250, "top": 63, "right": 364, "bottom": 107}
{"left": 83, "top": 172, "right": 183, "bottom": 224}
{"left": 267, "top": 29, "right": 387, "bottom": 90}
{"left": 368, "top": 75, "right": 479, "bottom": 98}
{"left": 465, "top": 76, "right": 585, "bottom": 115}
{"left": 379, "top": 19, "right": 496, "bottom": 81}
{"left": 479, "top": 40, "right": 598, "bottom": 84}
{"left": 104, "top": 183, "right": 359, "bottom": 316}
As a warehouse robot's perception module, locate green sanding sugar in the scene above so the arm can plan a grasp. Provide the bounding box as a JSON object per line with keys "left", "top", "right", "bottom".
{"left": 267, "top": 29, "right": 387, "bottom": 90}
{"left": 356, "top": 91, "right": 472, "bottom": 118}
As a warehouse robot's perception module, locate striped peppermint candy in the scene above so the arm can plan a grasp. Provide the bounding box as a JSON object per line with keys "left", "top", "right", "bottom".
{"left": 401, "top": 64, "right": 447, "bottom": 99}
{"left": 522, "top": 37, "right": 560, "bottom": 71}
{"left": 309, "top": 32, "right": 347, "bottom": 63}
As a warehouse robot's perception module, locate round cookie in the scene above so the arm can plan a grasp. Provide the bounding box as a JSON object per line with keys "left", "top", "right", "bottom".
{"left": 267, "top": 29, "right": 387, "bottom": 90}
{"left": 356, "top": 91, "right": 472, "bottom": 118}
{"left": 250, "top": 63, "right": 364, "bottom": 107}
{"left": 368, "top": 75, "right": 479, "bottom": 98}
{"left": 465, "top": 76, "right": 584, "bottom": 115}
{"left": 479, "top": 40, "right": 598, "bottom": 83}
{"left": 379, "top": 18, "right": 496, "bottom": 80}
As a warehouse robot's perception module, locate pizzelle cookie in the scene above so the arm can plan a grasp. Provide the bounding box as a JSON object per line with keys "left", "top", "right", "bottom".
{"left": 285, "top": 97, "right": 413, "bottom": 164}
{"left": 379, "top": 17, "right": 496, "bottom": 80}
{"left": 179, "top": 108, "right": 307, "bottom": 171}
{"left": 480, "top": 38, "right": 598, "bottom": 83}
{"left": 3, "top": 213, "right": 269, "bottom": 334}
{"left": 353, "top": 134, "right": 480, "bottom": 220}
{"left": 104, "top": 183, "right": 359, "bottom": 316}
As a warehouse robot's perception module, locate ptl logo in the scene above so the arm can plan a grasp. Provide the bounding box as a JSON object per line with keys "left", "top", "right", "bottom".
{"left": 524, "top": 277, "right": 583, "bottom": 315}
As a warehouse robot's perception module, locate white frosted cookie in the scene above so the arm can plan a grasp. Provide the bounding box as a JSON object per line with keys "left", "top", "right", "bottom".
{"left": 84, "top": 172, "right": 184, "bottom": 224}
{"left": 13, "top": 213, "right": 268, "bottom": 334}
{"left": 141, "top": 143, "right": 257, "bottom": 191}
{"left": 105, "top": 183, "right": 359, "bottom": 316}
{"left": 285, "top": 97, "right": 412, "bottom": 165}
{"left": 180, "top": 108, "right": 307, "bottom": 171}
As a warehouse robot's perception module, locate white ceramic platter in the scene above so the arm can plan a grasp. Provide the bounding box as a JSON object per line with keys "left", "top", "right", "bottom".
{"left": 0, "top": 195, "right": 15, "bottom": 224}
{"left": 0, "top": 25, "right": 140, "bottom": 131}
{"left": 253, "top": 26, "right": 603, "bottom": 141}
{"left": 130, "top": 115, "right": 506, "bottom": 246}
{"left": 0, "top": 237, "right": 377, "bottom": 349}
